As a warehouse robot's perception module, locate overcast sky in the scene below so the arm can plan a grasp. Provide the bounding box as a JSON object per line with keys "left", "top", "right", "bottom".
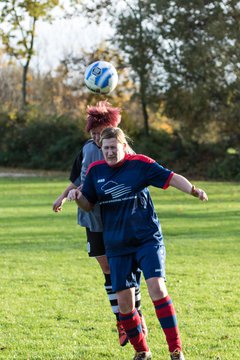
{"left": 33, "top": 16, "right": 111, "bottom": 73}
{"left": 0, "top": 0, "right": 111, "bottom": 74}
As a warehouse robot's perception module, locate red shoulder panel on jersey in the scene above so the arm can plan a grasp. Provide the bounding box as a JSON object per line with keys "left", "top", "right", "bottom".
{"left": 86, "top": 159, "right": 106, "bottom": 175}
{"left": 127, "top": 154, "right": 155, "bottom": 163}
{"left": 163, "top": 172, "right": 174, "bottom": 189}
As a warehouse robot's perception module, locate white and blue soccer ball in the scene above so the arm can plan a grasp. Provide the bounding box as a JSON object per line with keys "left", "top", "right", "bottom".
{"left": 84, "top": 61, "right": 118, "bottom": 94}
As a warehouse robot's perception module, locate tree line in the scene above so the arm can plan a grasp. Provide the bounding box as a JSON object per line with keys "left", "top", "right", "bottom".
{"left": 0, "top": 0, "right": 239, "bottom": 179}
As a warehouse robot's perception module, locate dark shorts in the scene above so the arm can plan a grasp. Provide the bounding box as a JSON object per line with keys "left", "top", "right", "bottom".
{"left": 86, "top": 228, "right": 106, "bottom": 257}
{"left": 108, "top": 245, "right": 166, "bottom": 292}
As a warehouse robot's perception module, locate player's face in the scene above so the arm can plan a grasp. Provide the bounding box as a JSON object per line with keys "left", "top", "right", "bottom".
{"left": 101, "top": 138, "right": 126, "bottom": 166}
{"left": 90, "top": 125, "right": 106, "bottom": 147}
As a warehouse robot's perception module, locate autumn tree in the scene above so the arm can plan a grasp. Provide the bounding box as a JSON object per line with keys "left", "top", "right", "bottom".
{"left": 0, "top": 50, "right": 22, "bottom": 113}
{"left": 79, "top": 0, "right": 163, "bottom": 135}
{"left": 0, "top": 0, "right": 60, "bottom": 108}
{"left": 155, "top": 0, "right": 240, "bottom": 147}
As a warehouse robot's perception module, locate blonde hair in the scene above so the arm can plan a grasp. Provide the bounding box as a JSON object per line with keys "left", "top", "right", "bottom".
{"left": 100, "top": 127, "right": 131, "bottom": 146}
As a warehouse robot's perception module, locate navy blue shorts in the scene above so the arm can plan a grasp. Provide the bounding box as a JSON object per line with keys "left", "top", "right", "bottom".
{"left": 108, "top": 245, "right": 166, "bottom": 292}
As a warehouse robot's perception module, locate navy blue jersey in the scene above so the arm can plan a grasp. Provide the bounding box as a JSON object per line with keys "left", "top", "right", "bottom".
{"left": 81, "top": 154, "right": 174, "bottom": 257}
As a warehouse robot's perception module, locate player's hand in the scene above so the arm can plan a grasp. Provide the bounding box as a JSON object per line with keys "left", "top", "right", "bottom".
{"left": 53, "top": 198, "right": 64, "bottom": 212}
{"left": 67, "top": 189, "right": 81, "bottom": 201}
{"left": 191, "top": 186, "right": 208, "bottom": 201}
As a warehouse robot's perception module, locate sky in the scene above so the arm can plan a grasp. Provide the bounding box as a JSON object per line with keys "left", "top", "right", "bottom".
{"left": 0, "top": 0, "right": 112, "bottom": 74}
{"left": 33, "top": 16, "right": 112, "bottom": 73}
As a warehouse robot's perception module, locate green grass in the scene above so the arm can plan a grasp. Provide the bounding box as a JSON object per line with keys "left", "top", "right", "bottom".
{"left": 0, "top": 176, "right": 239, "bottom": 359}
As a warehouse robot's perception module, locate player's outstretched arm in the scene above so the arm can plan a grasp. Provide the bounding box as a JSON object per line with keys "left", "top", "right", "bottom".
{"left": 169, "top": 173, "right": 208, "bottom": 201}
{"left": 52, "top": 183, "right": 77, "bottom": 212}
{"left": 67, "top": 189, "right": 93, "bottom": 212}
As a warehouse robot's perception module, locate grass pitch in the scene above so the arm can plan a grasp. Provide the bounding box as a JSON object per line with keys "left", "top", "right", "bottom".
{"left": 0, "top": 175, "right": 239, "bottom": 359}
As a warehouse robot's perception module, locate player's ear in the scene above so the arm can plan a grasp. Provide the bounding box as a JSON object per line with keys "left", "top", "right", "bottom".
{"left": 123, "top": 143, "right": 127, "bottom": 152}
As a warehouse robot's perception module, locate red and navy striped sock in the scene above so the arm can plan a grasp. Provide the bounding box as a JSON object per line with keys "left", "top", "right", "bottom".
{"left": 153, "top": 295, "right": 182, "bottom": 352}
{"left": 119, "top": 308, "right": 149, "bottom": 352}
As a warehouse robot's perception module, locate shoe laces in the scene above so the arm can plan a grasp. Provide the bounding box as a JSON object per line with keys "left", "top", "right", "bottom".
{"left": 134, "top": 351, "right": 149, "bottom": 360}
{"left": 171, "top": 350, "right": 182, "bottom": 360}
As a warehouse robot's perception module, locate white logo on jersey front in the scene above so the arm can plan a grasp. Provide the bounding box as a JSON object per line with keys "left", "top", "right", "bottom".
{"left": 101, "top": 181, "right": 132, "bottom": 199}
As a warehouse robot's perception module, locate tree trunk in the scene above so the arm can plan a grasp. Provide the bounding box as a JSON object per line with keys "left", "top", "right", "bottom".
{"left": 141, "top": 98, "right": 149, "bottom": 135}
{"left": 22, "top": 64, "right": 28, "bottom": 108}
{"left": 21, "top": 17, "right": 36, "bottom": 109}
{"left": 140, "top": 83, "right": 149, "bottom": 135}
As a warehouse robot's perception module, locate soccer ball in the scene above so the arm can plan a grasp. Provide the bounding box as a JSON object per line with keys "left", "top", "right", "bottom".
{"left": 84, "top": 61, "right": 118, "bottom": 94}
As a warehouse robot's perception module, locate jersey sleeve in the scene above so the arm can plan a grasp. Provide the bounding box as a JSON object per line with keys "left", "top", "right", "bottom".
{"left": 69, "top": 149, "right": 83, "bottom": 185}
{"left": 145, "top": 161, "right": 174, "bottom": 189}
{"left": 81, "top": 167, "right": 98, "bottom": 204}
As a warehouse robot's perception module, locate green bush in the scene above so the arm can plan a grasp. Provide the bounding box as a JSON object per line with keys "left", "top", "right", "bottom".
{"left": 177, "top": 141, "right": 240, "bottom": 180}
{"left": 207, "top": 153, "right": 240, "bottom": 180}
{"left": 0, "top": 113, "right": 87, "bottom": 170}
{"left": 130, "top": 128, "right": 185, "bottom": 168}
{"left": 0, "top": 111, "right": 239, "bottom": 180}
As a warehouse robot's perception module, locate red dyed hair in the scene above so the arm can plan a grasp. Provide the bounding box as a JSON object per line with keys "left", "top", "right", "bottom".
{"left": 86, "top": 101, "right": 121, "bottom": 132}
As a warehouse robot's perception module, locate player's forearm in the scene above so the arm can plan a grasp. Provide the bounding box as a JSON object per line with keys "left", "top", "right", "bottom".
{"left": 169, "top": 173, "right": 193, "bottom": 194}
{"left": 55, "top": 183, "right": 77, "bottom": 202}
{"left": 62, "top": 183, "right": 77, "bottom": 198}
{"left": 53, "top": 183, "right": 78, "bottom": 211}
{"left": 169, "top": 173, "right": 208, "bottom": 201}
{"left": 67, "top": 189, "right": 93, "bottom": 212}
{"left": 75, "top": 194, "right": 93, "bottom": 212}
